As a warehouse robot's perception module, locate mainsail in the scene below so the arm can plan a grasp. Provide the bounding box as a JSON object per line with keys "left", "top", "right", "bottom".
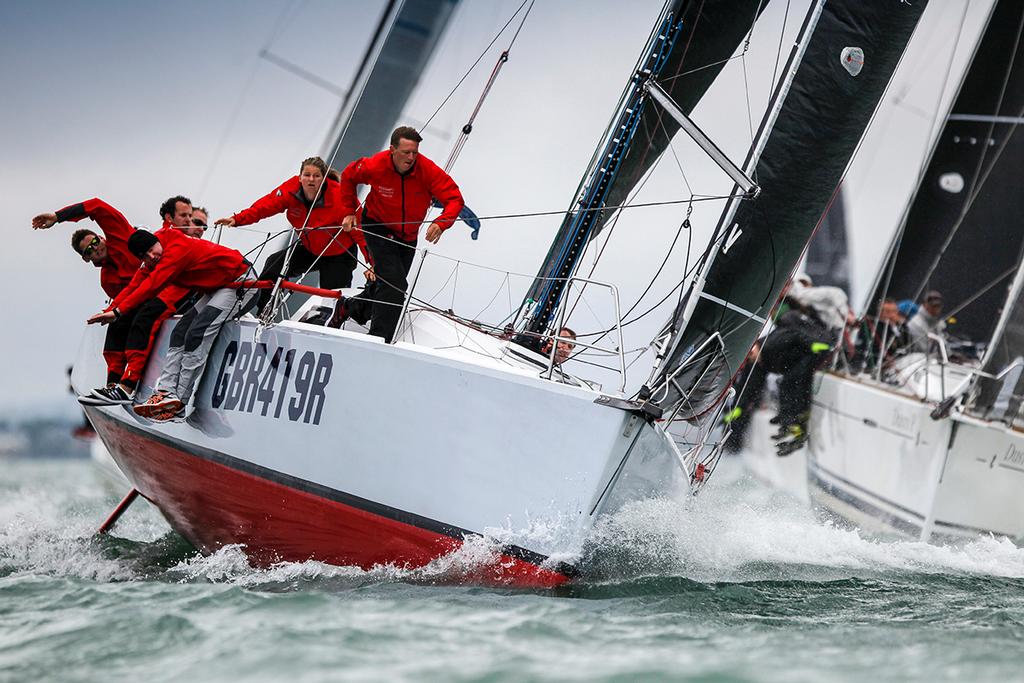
{"left": 649, "top": 0, "right": 928, "bottom": 418}
{"left": 518, "top": 0, "right": 764, "bottom": 343}
{"left": 871, "top": 0, "right": 1024, "bottom": 345}
{"left": 269, "top": 0, "right": 458, "bottom": 305}
{"left": 322, "top": 0, "right": 459, "bottom": 165}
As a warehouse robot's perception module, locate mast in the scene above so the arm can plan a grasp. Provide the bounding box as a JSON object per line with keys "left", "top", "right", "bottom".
{"left": 648, "top": 0, "right": 929, "bottom": 418}
{"left": 516, "top": 0, "right": 765, "bottom": 346}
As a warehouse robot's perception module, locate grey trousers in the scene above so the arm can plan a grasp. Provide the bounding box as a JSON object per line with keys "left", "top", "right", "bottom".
{"left": 157, "top": 280, "right": 257, "bottom": 404}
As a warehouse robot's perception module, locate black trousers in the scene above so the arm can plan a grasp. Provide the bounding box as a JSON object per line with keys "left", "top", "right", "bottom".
{"left": 103, "top": 297, "right": 172, "bottom": 384}
{"left": 759, "top": 328, "right": 824, "bottom": 426}
{"left": 257, "top": 242, "right": 359, "bottom": 311}
{"left": 345, "top": 224, "right": 416, "bottom": 343}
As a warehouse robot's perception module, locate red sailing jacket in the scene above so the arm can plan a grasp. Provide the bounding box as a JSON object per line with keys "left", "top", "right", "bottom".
{"left": 115, "top": 223, "right": 198, "bottom": 309}
{"left": 55, "top": 198, "right": 140, "bottom": 298}
{"left": 231, "top": 176, "right": 371, "bottom": 263}
{"left": 109, "top": 230, "right": 248, "bottom": 314}
{"left": 338, "top": 150, "right": 464, "bottom": 243}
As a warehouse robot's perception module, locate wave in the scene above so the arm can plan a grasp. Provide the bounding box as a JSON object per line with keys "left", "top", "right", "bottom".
{"left": 3, "top": 459, "right": 1023, "bottom": 591}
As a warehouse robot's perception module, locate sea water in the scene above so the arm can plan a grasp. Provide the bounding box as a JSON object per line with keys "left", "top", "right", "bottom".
{"left": 2, "top": 457, "right": 1022, "bottom": 683}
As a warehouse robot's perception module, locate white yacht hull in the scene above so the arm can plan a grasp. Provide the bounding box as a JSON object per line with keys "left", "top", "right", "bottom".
{"left": 73, "top": 311, "right": 687, "bottom": 587}
{"left": 739, "top": 407, "right": 810, "bottom": 504}
{"left": 809, "top": 372, "right": 1024, "bottom": 541}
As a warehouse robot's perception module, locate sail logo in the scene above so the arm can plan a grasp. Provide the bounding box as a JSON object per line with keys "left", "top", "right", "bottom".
{"left": 841, "top": 47, "right": 864, "bottom": 77}
{"left": 1002, "top": 443, "right": 1024, "bottom": 468}
{"left": 938, "top": 172, "right": 964, "bottom": 194}
{"left": 210, "top": 340, "right": 333, "bottom": 425}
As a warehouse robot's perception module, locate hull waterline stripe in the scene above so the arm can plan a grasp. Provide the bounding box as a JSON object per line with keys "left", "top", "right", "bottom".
{"left": 808, "top": 465, "right": 923, "bottom": 537}
{"left": 88, "top": 408, "right": 578, "bottom": 578}
{"left": 809, "top": 461, "right": 1011, "bottom": 538}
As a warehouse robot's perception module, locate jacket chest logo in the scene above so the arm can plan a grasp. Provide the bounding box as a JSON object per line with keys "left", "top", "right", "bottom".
{"left": 377, "top": 186, "right": 396, "bottom": 199}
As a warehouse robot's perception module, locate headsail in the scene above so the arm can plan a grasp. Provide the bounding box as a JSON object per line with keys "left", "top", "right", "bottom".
{"left": 870, "top": 0, "right": 1024, "bottom": 345}
{"left": 518, "top": 0, "right": 765, "bottom": 343}
{"left": 649, "top": 0, "right": 928, "bottom": 419}
{"left": 803, "top": 192, "right": 850, "bottom": 292}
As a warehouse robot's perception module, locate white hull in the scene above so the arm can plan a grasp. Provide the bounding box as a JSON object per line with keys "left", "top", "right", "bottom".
{"left": 741, "top": 369, "right": 1024, "bottom": 542}
{"left": 739, "top": 408, "right": 809, "bottom": 504}
{"left": 73, "top": 310, "right": 688, "bottom": 585}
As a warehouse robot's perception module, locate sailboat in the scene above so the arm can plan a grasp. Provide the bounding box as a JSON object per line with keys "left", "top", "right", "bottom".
{"left": 744, "top": 0, "right": 1024, "bottom": 543}
{"left": 87, "top": 0, "right": 459, "bottom": 488}
{"left": 71, "top": 0, "right": 926, "bottom": 587}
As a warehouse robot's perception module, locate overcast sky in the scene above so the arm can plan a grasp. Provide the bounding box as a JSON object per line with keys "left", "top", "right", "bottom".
{"left": 1, "top": 0, "right": 990, "bottom": 416}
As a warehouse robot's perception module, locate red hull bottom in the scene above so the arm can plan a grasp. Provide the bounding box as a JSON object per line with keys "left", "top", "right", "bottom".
{"left": 90, "top": 411, "right": 571, "bottom": 589}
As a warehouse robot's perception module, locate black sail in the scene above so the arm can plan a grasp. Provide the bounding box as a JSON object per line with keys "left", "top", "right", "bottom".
{"left": 652, "top": 0, "right": 928, "bottom": 418}
{"left": 803, "top": 191, "right": 850, "bottom": 292}
{"left": 519, "top": 0, "right": 764, "bottom": 341}
{"left": 871, "top": 0, "right": 1024, "bottom": 345}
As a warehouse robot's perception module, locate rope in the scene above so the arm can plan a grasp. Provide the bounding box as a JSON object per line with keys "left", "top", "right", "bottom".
{"left": 423, "top": 0, "right": 535, "bottom": 130}
{"left": 443, "top": 0, "right": 536, "bottom": 173}
{"left": 263, "top": 0, "right": 409, "bottom": 323}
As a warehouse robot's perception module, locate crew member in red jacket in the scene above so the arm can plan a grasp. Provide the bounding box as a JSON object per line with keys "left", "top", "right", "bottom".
{"left": 215, "top": 156, "right": 372, "bottom": 314}
{"left": 88, "top": 229, "right": 256, "bottom": 421}
{"left": 331, "top": 126, "right": 464, "bottom": 342}
{"left": 31, "top": 196, "right": 198, "bottom": 405}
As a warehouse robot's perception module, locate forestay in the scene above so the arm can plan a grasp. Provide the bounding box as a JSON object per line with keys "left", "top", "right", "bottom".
{"left": 519, "top": 0, "right": 764, "bottom": 343}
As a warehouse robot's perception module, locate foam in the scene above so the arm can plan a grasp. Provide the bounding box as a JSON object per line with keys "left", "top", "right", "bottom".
{"left": 583, "top": 461, "right": 1024, "bottom": 583}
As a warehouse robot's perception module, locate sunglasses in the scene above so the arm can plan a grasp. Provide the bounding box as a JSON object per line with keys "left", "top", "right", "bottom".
{"left": 191, "top": 218, "right": 207, "bottom": 227}
{"left": 81, "top": 236, "right": 101, "bottom": 260}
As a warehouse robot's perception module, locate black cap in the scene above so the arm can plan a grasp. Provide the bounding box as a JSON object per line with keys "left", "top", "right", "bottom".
{"left": 128, "top": 229, "right": 159, "bottom": 258}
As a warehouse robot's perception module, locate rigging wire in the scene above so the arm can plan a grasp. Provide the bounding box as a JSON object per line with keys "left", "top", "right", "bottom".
{"left": 555, "top": 0, "right": 770, "bottom": 334}
{"left": 422, "top": 0, "right": 535, "bottom": 130}
{"left": 198, "top": 0, "right": 307, "bottom": 198}
{"left": 443, "top": 0, "right": 536, "bottom": 172}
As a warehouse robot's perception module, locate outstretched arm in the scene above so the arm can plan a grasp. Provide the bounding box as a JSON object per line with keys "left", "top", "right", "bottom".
{"left": 34, "top": 199, "right": 133, "bottom": 241}
{"left": 223, "top": 180, "right": 295, "bottom": 227}
{"left": 32, "top": 212, "right": 58, "bottom": 229}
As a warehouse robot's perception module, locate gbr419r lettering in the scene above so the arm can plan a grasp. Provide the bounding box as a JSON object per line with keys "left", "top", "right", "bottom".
{"left": 211, "top": 341, "right": 332, "bottom": 425}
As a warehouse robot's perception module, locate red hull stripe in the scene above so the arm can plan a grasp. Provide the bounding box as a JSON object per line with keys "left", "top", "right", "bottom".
{"left": 88, "top": 408, "right": 578, "bottom": 583}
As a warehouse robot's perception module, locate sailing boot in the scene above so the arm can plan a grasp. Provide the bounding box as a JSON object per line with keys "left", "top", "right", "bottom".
{"left": 775, "top": 419, "right": 809, "bottom": 457}
{"left": 79, "top": 383, "right": 135, "bottom": 406}
{"left": 327, "top": 296, "right": 349, "bottom": 329}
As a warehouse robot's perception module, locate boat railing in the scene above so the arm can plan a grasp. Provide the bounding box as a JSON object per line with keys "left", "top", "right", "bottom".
{"left": 546, "top": 276, "right": 627, "bottom": 393}
{"left": 396, "top": 248, "right": 630, "bottom": 393}
{"left": 921, "top": 333, "right": 950, "bottom": 400}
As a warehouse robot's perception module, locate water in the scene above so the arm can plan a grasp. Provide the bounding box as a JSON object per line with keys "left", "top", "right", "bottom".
{"left": 2, "top": 457, "right": 1023, "bottom": 682}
